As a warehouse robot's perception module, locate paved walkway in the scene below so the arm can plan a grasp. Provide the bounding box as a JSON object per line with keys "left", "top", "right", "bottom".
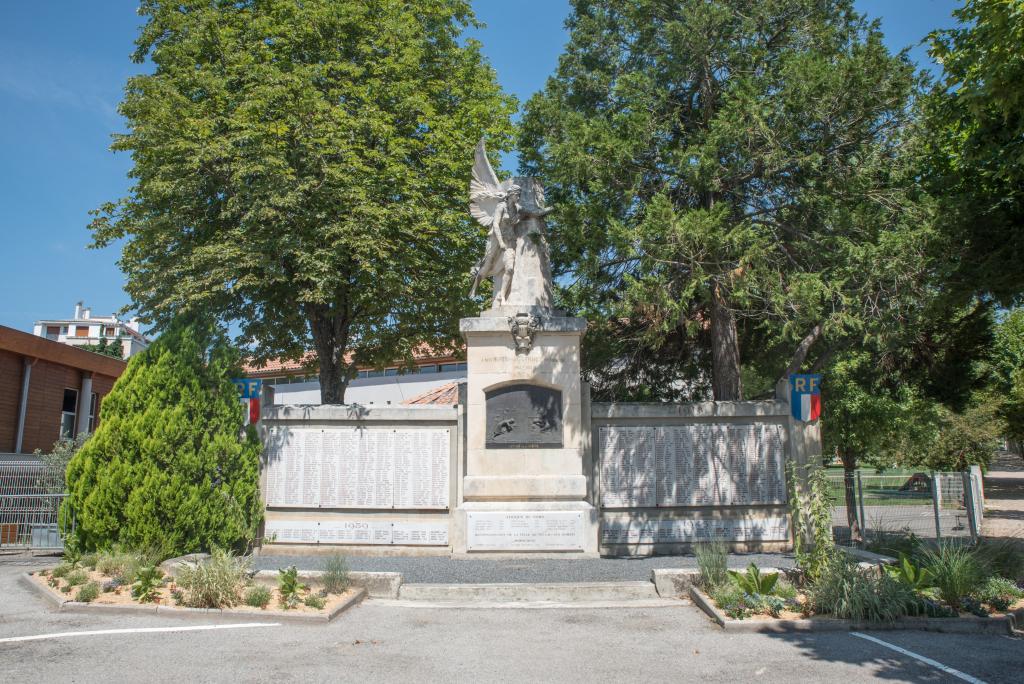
{"left": 982, "top": 451, "right": 1024, "bottom": 542}
{"left": 252, "top": 552, "right": 794, "bottom": 584}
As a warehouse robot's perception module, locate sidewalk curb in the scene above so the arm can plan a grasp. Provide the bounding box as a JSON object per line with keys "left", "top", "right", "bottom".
{"left": 689, "top": 585, "right": 1016, "bottom": 634}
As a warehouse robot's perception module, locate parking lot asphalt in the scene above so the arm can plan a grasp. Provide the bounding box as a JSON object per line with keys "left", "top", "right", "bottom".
{"left": 1, "top": 560, "right": 1021, "bottom": 683}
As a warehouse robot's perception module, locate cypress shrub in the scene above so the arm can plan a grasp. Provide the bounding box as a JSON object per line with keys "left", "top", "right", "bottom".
{"left": 62, "top": 320, "right": 262, "bottom": 556}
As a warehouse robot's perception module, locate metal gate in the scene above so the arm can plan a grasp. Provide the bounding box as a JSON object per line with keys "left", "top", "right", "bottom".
{"left": 0, "top": 460, "right": 69, "bottom": 550}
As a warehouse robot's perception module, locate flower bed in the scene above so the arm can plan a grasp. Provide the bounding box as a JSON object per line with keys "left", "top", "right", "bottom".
{"left": 30, "top": 547, "right": 363, "bottom": 621}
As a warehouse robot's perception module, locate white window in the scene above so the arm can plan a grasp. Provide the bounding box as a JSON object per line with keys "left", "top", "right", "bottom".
{"left": 60, "top": 388, "right": 79, "bottom": 439}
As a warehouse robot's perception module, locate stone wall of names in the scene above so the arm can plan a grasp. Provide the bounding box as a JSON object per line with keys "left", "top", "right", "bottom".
{"left": 264, "top": 426, "right": 450, "bottom": 509}
{"left": 599, "top": 423, "right": 787, "bottom": 508}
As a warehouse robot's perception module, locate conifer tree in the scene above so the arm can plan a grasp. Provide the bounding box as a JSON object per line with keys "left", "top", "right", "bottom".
{"left": 62, "top": 320, "right": 262, "bottom": 555}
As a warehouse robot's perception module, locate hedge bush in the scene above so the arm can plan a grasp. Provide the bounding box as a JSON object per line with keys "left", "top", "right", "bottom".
{"left": 62, "top": 320, "right": 262, "bottom": 557}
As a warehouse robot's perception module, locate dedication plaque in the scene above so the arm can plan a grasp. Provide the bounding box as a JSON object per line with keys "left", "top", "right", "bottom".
{"left": 466, "top": 511, "right": 585, "bottom": 551}
{"left": 485, "top": 384, "right": 562, "bottom": 449}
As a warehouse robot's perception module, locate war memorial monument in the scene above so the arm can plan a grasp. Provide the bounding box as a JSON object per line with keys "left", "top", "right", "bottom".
{"left": 258, "top": 141, "right": 814, "bottom": 557}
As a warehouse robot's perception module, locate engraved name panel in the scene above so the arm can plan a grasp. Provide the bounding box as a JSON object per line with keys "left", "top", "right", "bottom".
{"left": 598, "top": 423, "right": 787, "bottom": 508}
{"left": 264, "top": 426, "right": 450, "bottom": 509}
{"left": 599, "top": 515, "right": 790, "bottom": 544}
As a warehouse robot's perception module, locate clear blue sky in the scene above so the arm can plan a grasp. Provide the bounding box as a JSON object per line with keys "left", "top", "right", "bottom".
{"left": 0, "top": 0, "right": 960, "bottom": 333}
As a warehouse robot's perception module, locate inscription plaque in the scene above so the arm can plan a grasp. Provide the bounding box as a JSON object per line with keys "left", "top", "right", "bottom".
{"left": 485, "top": 384, "right": 562, "bottom": 449}
{"left": 466, "top": 511, "right": 585, "bottom": 551}
{"left": 267, "top": 519, "right": 449, "bottom": 545}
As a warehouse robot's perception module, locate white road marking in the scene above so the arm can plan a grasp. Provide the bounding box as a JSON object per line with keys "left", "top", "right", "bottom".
{"left": 850, "top": 632, "right": 988, "bottom": 684}
{"left": 0, "top": 622, "right": 281, "bottom": 644}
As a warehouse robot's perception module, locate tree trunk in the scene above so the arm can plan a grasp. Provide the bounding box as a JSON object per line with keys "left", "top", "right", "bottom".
{"left": 710, "top": 280, "right": 743, "bottom": 400}
{"left": 307, "top": 305, "right": 352, "bottom": 405}
{"left": 838, "top": 448, "right": 863, "bottom": 544}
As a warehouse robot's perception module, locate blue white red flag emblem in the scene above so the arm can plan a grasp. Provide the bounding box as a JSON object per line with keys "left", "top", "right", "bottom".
{"left": 790, "top": 374, "right": 822, "bottom": 422}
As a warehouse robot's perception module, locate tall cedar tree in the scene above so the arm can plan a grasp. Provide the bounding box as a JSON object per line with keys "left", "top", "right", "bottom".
{"left": 519, "top": 0, "right": 929, "bottom": 400}
{"left": 90, "top": 0, "right": 515, "bottom": 403}
{"left": 62, "top": 320, "right": 262, "bottom": 555}
{"left": 924, "top": 0, "right": 1024, "bottom": 306}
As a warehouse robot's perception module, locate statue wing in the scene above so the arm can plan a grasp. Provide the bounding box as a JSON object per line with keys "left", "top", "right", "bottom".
{"left": 469, "top": 139, "right": 504, "bottom": 228}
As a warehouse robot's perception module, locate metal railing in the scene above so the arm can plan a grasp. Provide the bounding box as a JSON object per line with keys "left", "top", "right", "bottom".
{"left": 827, "top": 467, "right": 984, "bottom": 545}
{"left": 0, "top": 461, "right": 69, "bottom": 550}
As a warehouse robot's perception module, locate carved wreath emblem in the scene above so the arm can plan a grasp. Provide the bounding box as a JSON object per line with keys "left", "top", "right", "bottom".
{"left": 508, "top": 313, "right": 541, "bottom": 353}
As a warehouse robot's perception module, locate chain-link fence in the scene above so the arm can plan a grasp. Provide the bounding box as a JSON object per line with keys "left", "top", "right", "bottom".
{"left": 0, "top": 460, "right": 69, "bottom": 549}
{"left": 828, "top": 467, "right": 984, "bottom": 545}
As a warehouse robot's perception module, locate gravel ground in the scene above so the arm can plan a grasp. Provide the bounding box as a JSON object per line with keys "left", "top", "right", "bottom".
{"left": 252, "top": 552, "right": 795, "bottom": 583}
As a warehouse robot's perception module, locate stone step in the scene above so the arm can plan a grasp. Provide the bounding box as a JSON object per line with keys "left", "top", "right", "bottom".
{"left": 397, "top": 581, "right": 660, "bottom": 603}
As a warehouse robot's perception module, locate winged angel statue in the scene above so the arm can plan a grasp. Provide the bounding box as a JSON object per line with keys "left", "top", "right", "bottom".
{"left": 469, "top": 140, "right": 554, "bottom": 308}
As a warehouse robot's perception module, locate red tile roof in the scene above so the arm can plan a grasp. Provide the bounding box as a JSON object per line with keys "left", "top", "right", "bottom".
{"left": 401, "top": 382, "right": 462, "bottom": 406}
{"left": 243, "top": 346, "right": 462, "bottom": 378}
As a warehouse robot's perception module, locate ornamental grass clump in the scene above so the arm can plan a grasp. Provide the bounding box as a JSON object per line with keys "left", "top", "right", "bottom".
{"left": 321, "top": 554, "right": 350, "bottom": 594}
{"left": 176, "top": 548, "right": 250, "bottom": 609}
{"left": 922, "top": 542, "right": 985, "bottom": 613}
{"left": 809, "top": 557, "right": 914, "bottom": 623}
{"left": 95, "top": 546, "right": 144, "bottom": 582}
{"left": 695, "top": 541, "right": 728, "bottom": 589}
{"left": 244, "top": 585, "right": 272, "bottom": 609}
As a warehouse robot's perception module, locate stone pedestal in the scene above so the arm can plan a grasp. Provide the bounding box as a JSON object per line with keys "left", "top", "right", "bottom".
{"left": 454, "top": 311, "right": 599, "bottom": 555}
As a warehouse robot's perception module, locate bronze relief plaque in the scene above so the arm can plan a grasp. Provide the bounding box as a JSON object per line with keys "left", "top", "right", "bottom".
{"left": 485, "top": 384, "right": 563, "bottom": 449}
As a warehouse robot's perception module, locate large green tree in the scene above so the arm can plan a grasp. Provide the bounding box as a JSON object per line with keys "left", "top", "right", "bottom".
{"left": 91, "top": 0, "right": 515, "bottom": 403}
{"left": 62, "top": 320, "right": 262, "bottom": 556}
{"left": 924, "top": 0, "right": 1024, "bottom": 305}
{"left": 519, "top": 0, "right": 929, "bottom": 400}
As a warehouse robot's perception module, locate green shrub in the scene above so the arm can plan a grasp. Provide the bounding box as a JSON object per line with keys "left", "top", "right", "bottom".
{"left": 694, "top": 541, "right": 728, "bottom": 589}
{"left": 80, "top": 553, "right": 98, "bottom": 570}
{"left": 303, "top": 593, "right": 326, "bottom": 610}
{"left": 51, "top": 563, "right": 74, "bottom": 579}
{"left": 77, "top": 582, "right": 101, "bottom": 603}
{"left": 176, "top": 548, "right": 249, "bottom": 609}
{"left": 975, "top": 576, "right": 1024, "bottom": 611}
{"left": 61, "top": 320, "right": 263, "bottom": 556}
{"left": 131, "top": 566, "right": 165, "bottom": 603}
{"left": 810, "top": 557, "right": 914, "bottom": 623}
{"left": 321, "top": 554, "right": 350, "bottom": 595}
{"left": 277, "top": 566, "right": 306, "bottom": 609}
{"left": 65, "top": 569, "right": 89, "bottom": 587}
{"left": 244, "top": 585, "right": 272, "bottom": 609}
{"left": 922, "top": 542, "right": 985, "bottom": 612}
{"left": 728, "top": 563, "right": 779, "bottom": 596}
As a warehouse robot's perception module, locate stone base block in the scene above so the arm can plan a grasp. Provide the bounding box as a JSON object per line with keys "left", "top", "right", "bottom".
{"left": 462, "top": 474, "right": 587, "bottom": 501}
{"left": 452, "top": 501, "right": 599, "bottom": 556}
